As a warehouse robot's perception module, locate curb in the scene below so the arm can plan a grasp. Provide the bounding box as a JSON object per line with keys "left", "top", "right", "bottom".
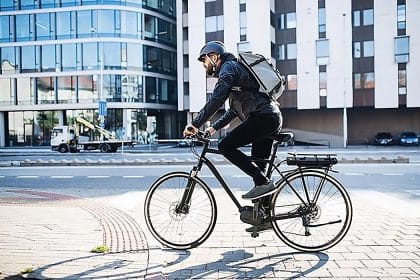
{"left": 0, "top": 156, "right": 410, "bottom": 167}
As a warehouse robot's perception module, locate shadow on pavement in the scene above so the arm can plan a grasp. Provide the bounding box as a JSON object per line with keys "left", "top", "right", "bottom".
{"left": 166, "top": 249, "right": 328, "bottom": 279}
{"left": 10, "top": 248, "right": 190, "bottom": 280}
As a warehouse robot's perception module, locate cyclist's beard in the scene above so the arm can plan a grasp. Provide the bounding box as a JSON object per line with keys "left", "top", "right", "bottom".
{"left": 205, "top": 64, "right": 216, "bottom": 77}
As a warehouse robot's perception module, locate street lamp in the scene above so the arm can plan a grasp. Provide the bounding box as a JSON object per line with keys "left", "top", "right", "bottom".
{"left": 91, "top": 27, "right": 106, "bottom": 127}
{"left": 342, "top": 13, "right": 348, "bottom": 148}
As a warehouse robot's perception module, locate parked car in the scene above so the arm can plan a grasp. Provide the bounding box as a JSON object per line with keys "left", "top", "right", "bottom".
{"left": 398, "top": 132, "right": 419, "bottom": 146}
{"left": 374, "top": 132, "right": 394, "bottom": 145}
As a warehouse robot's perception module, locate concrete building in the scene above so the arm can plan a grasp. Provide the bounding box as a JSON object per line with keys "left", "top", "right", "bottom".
{"left": 0, "top": 0, "right": 181, "bottom": 147}
{"left": 177, "top": 0, "right": 420, "bottom": 147}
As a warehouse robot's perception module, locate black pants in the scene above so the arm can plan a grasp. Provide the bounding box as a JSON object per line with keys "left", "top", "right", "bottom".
{"left": 218, "top": 113, "right": 282, "bottom": 186}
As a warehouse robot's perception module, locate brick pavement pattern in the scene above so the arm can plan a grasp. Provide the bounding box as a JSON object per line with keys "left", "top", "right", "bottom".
{"left": 0, "top": 188, "right": 419, "bottom": 279}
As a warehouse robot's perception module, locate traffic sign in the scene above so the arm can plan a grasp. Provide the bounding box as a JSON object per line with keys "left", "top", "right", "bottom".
{"left": 98, "top": 100, "right": 107, "bottom": 116}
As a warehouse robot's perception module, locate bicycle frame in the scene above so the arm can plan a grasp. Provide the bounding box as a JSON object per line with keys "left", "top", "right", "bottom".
{"left": 176, "top": 137, "right": 286, "bottom": 214}
{"left": 176, "top": 136, "right": 335, "bottom": 218}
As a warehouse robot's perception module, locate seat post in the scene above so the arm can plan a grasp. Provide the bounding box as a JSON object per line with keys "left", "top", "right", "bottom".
{"left": 265, "top": 141, "right": 279, "bottom": 178}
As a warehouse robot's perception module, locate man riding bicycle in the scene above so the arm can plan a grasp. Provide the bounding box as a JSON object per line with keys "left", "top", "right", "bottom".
{"left": 183, "top": 41, "right": 283, "bottom": 222}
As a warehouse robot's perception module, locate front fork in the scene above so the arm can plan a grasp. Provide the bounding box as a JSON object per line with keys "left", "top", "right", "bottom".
{"left": 175, "top": 167, "right": 199, "bottom": 214}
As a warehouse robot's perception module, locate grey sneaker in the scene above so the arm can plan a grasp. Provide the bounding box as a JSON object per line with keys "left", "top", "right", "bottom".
{"left": 242, "top": 180, "right": 276, "bottom": 200}
{"left": 246, "top": 222, "right": 272, "bottom": 233}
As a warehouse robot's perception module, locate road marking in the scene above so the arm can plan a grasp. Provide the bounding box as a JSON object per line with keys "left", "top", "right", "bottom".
{"left": 382, "top": 173, "right": 404, "bottom": 176}
{"left": 16, "top": 176, "right": 39, "bottom": 178}
{"left": 0, "top": 176, "right": 4, "bottom": 178}
{"left": 50, "top": 176, "right": 74, "bottom": 179}
{"left": 200, "top": 175, "right": 215, "bottom": 178}
{"left": 123, "top": 175, "right": 144, "bottom": 178}
{"left": 344, "top": 173, "right": 364, "bottom": 176}
{"left": 87, "top": 176, "right": 110, "bottom": 179}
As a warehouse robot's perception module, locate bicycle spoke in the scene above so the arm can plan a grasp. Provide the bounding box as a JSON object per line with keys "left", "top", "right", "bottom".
{"left": 145, "top": 173, "right": 217, "bottom": 249}
{"left": 272, "top": 170, "right": 352, "bottom": 251}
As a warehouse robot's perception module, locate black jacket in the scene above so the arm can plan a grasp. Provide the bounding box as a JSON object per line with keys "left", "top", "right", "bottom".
{"left": 192, "top": 53, "right": 281, "bottom": 130}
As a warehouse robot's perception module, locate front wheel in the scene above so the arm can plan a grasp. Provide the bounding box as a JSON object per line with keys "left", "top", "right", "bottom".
{"left": 144, "top": 172, "right": 217, "bottom": 249}
{"left": 271, "top": 170, "right": 352, "bottom": 252}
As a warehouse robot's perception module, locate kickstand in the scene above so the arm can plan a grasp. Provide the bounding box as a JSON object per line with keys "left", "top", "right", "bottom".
{"left": 251, "top": 200, "right": 260, "bottom": 238}
{"left": 251, "top": 227, "right": 259, "bottom": 238}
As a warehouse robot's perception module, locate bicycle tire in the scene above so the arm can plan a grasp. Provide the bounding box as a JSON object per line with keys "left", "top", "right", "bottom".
{"left": 144, "top": 172, "right": 217, "bottom": 249}
{"left": 271, "top": 169, "right": 352, "bottom": 252}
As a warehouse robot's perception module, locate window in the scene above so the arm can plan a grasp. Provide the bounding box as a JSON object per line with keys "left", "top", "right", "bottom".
{"left": 57, "top": 76, "right": 76, "bottom": 103}
{"left": 363, "top": 72, "right": 375, "bottom": 88}
{"left": 316, "top": 39, "right": 329, "bottom": 65}
{"left": 21, "top": 0, "right": 35, "bottom": 9}
{"left": 62, "top": 44, "right": 76, "bottom": 70}
{"left": 353, "top": 41, "right": 374, "bottom": 58}
{"left": 121, "top": 11, "right": 138, "bottom": 38}
{"left": 239, "top": 11, "right": 246, "bottom": 41}
{"left": 98, "top": 10, "right": 115, "bottom": 35}
{"left": 353, "top": 73, "right": 375, "bottom": 89}
{"left": 41, "top": 45, "right": 55, "bottom": 71}
{"left": 286, "top": 12, "right": 296, "bottom": 29}
{"left": 318, "top": 8, "right": 326, "bottom": 38}
{"left": 363, "top": 9, "right": 373, "bottom": 26}
{"left": 1, "top": 47, "right": 16, "bottom": 73}
{"left": 37, "top": 77, "right": 55, "bottom": 104}
{"left": 1, "top": 0, "right": 15, "bottom": 11}
{"left": 144, "top": 14, "right": 156, "bottom": 39}
{"left": 145, "top": 76, "right": 157, "bottom": 102}
{"left": 82, "top": 43, "right": 97, "bottom": 70}
{"left": 398, "top": 66, "right": 406, "bottom": 95}
{"left": 353, "top": 73, "right": 361, "bottom": 89}
{"left": 287, "top": 43, "right": 296, "bottom": 59}
{"left": 278, "top": 45, "right": 285, "bottom": 60}
{"left": 36, "top": 13, "right": 51, "bottom": 40}
{"left": 41, "top": 0, "right": 54, "bottom": 8}
{"left": 353, "top": 10, "right": 360, "bottom": 27}
{"left": 319, "top": 65, "right": 327, "bottom": 97}
{"left": 394, "top": 36, "right": 409, "bottom": 63}
{"left": 363, "top": 41, "right": 374, "bottom": 57}
{"left": 16, "top": 15, "right": 30, "bottom": 41}
{"left": 353, "top": 42, "right": 361, "bottom": 58}
{"left": 278, "top": 43, "right": 296, "bottom": 60}
{"left": 127, "top": 43, "right": 142, "bottom": 70}
{"left": 21, "top": 46, "right": 36, "bottom": 73}
{"left": 77, "top": 10, "right": 92, "bottom": 38}
{"left": 205, "top": 15, "right": 224, "bottom": 32}
{"left": 103, "top": 43, "right": 121, "bottom": 69}
{"left": 287, "top": 74, "right": 297, "bottom": 90}
{"left": 56, "top": 12, "right": 71, "bottom": 39}
{"left": 397, "top": 2, "right": 406, "bottom": 35}
{"left": 0, "top": 16, "right": 11, "bottom": 42}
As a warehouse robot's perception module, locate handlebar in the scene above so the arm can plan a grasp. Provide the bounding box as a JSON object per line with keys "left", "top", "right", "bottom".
{"left": 185, "top": 130, "right": 211, "bottom": 143}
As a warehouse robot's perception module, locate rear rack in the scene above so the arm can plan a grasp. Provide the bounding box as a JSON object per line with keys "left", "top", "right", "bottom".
{"left": 286, "top": 153, "right": 338, "bottom": 167}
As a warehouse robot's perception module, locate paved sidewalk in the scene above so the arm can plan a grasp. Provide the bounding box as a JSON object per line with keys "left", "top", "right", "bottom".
{"left": 0, "top": 188, "right": 419, "bottom": 279}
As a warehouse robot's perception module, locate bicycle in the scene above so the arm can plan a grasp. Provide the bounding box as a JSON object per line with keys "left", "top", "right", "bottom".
{"left": 144, "top": 131, "right": 352, "bottom": 252}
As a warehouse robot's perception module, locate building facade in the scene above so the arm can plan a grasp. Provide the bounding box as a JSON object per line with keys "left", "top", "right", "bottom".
{"left": 178, "top": 0, "right": 420, "bottom": 147}
{"left": 0, "top": 0, "right": 181, "bottom": 147}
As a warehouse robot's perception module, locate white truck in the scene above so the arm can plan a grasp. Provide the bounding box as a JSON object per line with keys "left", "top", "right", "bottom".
{"left": 51, "top": 117, "right": 134, "bottom": 153}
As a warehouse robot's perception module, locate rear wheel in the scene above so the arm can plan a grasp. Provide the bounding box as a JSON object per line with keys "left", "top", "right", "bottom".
{"left": 271, "top": 170, "right": 352, "bottom": 252}
{"left": 144, "top": 172, "right": 217, "bottom": 249}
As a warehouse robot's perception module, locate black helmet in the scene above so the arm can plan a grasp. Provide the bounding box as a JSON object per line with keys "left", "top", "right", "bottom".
{"left": 197, "top": 41, "right": 226, "bottom": 62}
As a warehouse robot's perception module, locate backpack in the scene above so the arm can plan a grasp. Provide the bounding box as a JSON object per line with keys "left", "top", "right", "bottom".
{"left": 238, "top": 52, "right": 286, "bottom": 101}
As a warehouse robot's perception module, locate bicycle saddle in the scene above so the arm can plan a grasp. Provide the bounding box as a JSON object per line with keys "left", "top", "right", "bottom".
{"left": 270, "top": 131, "right": 294, "bottom": 143}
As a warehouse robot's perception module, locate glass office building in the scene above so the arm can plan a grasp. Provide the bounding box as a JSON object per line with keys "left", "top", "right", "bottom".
{"left": 0, "top": 0, "right": 180, "bottom": 147}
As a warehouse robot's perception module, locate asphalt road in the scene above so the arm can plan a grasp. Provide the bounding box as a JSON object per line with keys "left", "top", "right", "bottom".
{"left": 1, "top": 163, "right": 419, "bottom": 199}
